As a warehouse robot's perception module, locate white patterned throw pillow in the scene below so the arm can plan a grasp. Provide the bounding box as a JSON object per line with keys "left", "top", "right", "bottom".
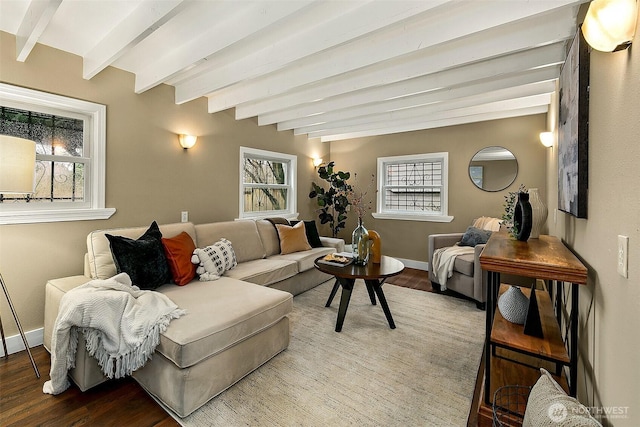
{"left": 522, "top": 368, "right": 601, "bottom": 427}
{"left": 191, "top": 238, "right": 238, "bottom": 281}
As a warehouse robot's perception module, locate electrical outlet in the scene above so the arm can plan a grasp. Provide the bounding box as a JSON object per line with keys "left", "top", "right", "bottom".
{"left": 617, "top": 235, "right": 629, "bottom": 278}
{"left": 181, "top": 211, "right": 189, "bottom": 223}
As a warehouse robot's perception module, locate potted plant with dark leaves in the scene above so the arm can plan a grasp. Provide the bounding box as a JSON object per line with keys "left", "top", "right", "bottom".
{"left": 309, "top": 162, "right": 351, "bottom": 238}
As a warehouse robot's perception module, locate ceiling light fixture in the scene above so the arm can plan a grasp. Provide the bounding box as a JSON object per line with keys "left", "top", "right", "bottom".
{"left": 582, "top": 0, "right": 638, "bottom": 52}
{"left": 178, "top": 134, "right": 197, "bottom": 149}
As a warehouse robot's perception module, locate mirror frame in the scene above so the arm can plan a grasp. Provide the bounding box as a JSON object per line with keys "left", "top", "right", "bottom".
{"left": 468, "top": 146, "right": 518, "bottom": 192}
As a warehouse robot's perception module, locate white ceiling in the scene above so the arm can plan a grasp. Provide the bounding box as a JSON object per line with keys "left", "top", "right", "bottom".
{"left": 0, "top": 0, "right": 588, "bottom": 142}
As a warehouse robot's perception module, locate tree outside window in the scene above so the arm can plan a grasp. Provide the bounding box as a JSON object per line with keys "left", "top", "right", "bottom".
{"left": 240, "top": 147, "right": 297, "bottom": 219}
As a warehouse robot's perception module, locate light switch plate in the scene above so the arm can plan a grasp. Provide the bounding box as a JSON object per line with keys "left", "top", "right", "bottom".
{"left": 181, "top": 211, "right": 189, "bottom": 223}
{"left": 617, "top": 235, "right": 629, "bottom": 278}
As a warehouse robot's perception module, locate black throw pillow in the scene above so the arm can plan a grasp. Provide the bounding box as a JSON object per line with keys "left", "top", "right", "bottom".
{"left": 265, "top": 217, "right": 290, "bottom": 228}
{"left": 106, "top": 221, "right": 171, "bottom": 290}
{"left": 291, "top": 220, "right": 323, "bottom": 248}
{"left": 459, "top": 226, "right": 492, "bottom": 247}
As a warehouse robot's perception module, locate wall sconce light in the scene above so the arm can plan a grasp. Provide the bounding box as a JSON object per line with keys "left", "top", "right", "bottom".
{"left": 312, "top": 157, "right": 323, "bottom": 168}
{"left": 539, "top": 131, "right": 554, "bottom": 148}
{"left": 178, "top": 134, "right": 197, "bottom": 149}
{"left": 582, "top": 0, "right": 638, "bottom": 52}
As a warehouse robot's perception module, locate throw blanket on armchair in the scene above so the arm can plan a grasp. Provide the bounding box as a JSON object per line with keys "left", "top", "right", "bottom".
{"left": 432, "top": 245, "right": 475, "bottom": 290}
{"left": 43, "top": 273, "right": 185, "bottom": 395}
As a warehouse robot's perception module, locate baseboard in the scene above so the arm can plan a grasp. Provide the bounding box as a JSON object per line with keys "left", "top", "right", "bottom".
{"left": 395, "top": 258, "right": 429, "bottom": 271}
{"left": 0, "top": 327, "right": 43, "bottom": 357}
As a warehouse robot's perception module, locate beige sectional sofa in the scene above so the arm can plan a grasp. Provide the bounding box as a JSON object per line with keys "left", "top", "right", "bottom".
{"left": 43, "top": 219, "right": 344, "bottom": 417}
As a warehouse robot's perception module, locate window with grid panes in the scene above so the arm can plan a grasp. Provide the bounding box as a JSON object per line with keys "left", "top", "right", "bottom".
{"left": 0, "top": 83, "right": 114, "bottom": 224}
{"left": 374, "top": 152, "right": 453, "bottom": 222}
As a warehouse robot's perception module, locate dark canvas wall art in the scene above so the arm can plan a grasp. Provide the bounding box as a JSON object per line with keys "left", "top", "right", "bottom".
{"left": 558, "top": 29, "right": 590, "bottom": 219}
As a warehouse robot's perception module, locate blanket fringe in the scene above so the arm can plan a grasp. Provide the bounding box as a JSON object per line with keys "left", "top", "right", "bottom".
{"left": 66, "top": 327, "right": 79, "bottom": 370}
{"left": 83, "top": 308, "right": 186, "bottom": 379}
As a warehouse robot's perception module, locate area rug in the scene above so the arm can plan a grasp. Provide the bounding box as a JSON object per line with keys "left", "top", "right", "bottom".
{"left": 174, "top": 280, "right": 485, "bottom": 426}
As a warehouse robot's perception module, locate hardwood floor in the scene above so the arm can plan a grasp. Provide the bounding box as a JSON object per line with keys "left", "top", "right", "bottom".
{"left": 0, "top": 345, "right": 177, "bottom": 427}
{"left": 384, "top": 266, "right": 434, "bottom": 291}
{"left": 1, "top": 268, "right": 481, "bottom": 426}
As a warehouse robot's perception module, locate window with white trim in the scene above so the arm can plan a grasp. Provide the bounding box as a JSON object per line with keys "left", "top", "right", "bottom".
{"left": 373, "top": 152, "right": 453, "bottom": 222}
{"left": 0, "top": 83, "right": 115, "bottom": 224}
{"left": 239, "top": 147, "right": 297, "bottom": 219}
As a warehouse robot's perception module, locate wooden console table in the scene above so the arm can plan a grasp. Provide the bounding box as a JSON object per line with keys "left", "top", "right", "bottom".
{"left": 480, "top": 232, "right": 587, "bottom": 408}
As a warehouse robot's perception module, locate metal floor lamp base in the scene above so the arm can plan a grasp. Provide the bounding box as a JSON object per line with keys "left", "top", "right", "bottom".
{"left": 0, "top": 272, "right": 40, "bottom": 378}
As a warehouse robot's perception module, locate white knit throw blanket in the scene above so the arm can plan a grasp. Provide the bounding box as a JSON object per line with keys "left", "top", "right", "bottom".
{"left": 43, "top": 273, "right": 185, "bottom": 395}
{"left": 432, "top": 245, "right": 475, "bottom": 290}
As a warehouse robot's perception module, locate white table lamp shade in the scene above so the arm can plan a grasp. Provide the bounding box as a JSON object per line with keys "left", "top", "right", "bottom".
{"left": 0, "top": 135, "right": 36, "bottom": 194}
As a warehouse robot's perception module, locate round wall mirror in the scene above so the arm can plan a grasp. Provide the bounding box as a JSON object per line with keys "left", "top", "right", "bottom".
{"left": 469, "top": 146, "right": 518, "bottom": 192}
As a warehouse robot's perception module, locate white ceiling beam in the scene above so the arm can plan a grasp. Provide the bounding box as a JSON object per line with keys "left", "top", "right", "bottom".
{"left": 277, "top": 69, "right": 558, "bottom": 130}
{"left": 113, "top": 0, "right": 240, "bottom": 75}
{"left": 134, "top": 0, "right": 316, "bottom": 95}
{"left": 82, "top": 0, "right": 185, "bottom": 80}
{"left": 294, "top": 91, "right": 553, "bottom": 135}
{"left": 163, "top": 0, "right": 370, "bottom": 87}
{"left": 202, "top": 1, "right": 578, "bottom": 112}
{"left": 209, "top": 6, "right": 576, "bottom": 114}
{"left": 15, "top": 0, "right": 62, "bottom": 62}
{"left": 249, "top": 43, "right": 565, "bottom": 123}
{"left": 162, "top": 0, "right": 365, "bottom": 87}
{"left": 172, "top": 0, "right": 451, "bottom": 100}
{"left": 318, "top": 106, "right": 549, "bottom": 142}
{"left": 303, "top": 94, "right": 552, "bottom": 138}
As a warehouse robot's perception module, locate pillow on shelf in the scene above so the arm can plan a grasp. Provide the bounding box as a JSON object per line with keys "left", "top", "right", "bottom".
{"left": 459, "top": 226, "right": 492, "bottom": 247}
{"left": 290, "top": 220, "right": 323, "bottom": 248}
{"left": 162, "top": 231, "right": 197, "bottom": 286}
{"left": 106, "top": 221, "right": 171, "bottom": 290}
{"left": 522, "top": 368, "right": 601, "bottom": 427}
{"left": 276, "top": 221, "right": 312, "bottom": 254}
{"left": 191, "top": 238, "right": 238, "bottom": 281}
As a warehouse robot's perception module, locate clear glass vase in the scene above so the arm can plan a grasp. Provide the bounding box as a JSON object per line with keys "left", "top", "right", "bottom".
{"left": 352, "top": 217, "right": 370, "bottom": 265}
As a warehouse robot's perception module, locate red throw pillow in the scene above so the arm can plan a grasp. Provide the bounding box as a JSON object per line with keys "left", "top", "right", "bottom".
{"left": 162, "top": 232, "right": 197, "bottom": 286}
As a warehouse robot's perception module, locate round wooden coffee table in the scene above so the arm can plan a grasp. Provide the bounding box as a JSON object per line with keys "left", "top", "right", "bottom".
{"left": 314, "top": 255, "right": 405, "bottom": 332}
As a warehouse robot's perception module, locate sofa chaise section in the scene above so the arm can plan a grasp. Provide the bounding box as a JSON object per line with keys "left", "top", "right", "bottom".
{"left": 43, "top": 218, "right": 343, "bottom": 417}
{"left": 133, "top": 278, "right": 292, "bottom": 417}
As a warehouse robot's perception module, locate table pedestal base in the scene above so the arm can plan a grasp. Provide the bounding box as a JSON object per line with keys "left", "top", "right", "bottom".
{"left": 325, "top": 277, "right": 396, "bottom": 332}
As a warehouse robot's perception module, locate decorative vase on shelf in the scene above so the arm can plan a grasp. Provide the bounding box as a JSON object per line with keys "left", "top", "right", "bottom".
{"left": 498, "top": 286, "right": 529, "bottom": 324}
{"left": 528, "top": 188, "right": 548, "bottom": 239}
{"left": 368, "top": 230, "right": 382, "bottom": 264}
{"left": 514, "top": 192, "right": 532, "bottom": 242}
{"left": 352, "top": 217, "right": 370, "bottom": 265}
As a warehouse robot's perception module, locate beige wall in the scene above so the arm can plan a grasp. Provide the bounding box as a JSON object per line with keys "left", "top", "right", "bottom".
{"left": 0, "top": 31, "right": 326, "bottom": 337}
{"left": 328, "top": 114, "right": 548, "bottom": 261}
{"left": 546, "top": 14, "right": 640, "bottom": 426}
